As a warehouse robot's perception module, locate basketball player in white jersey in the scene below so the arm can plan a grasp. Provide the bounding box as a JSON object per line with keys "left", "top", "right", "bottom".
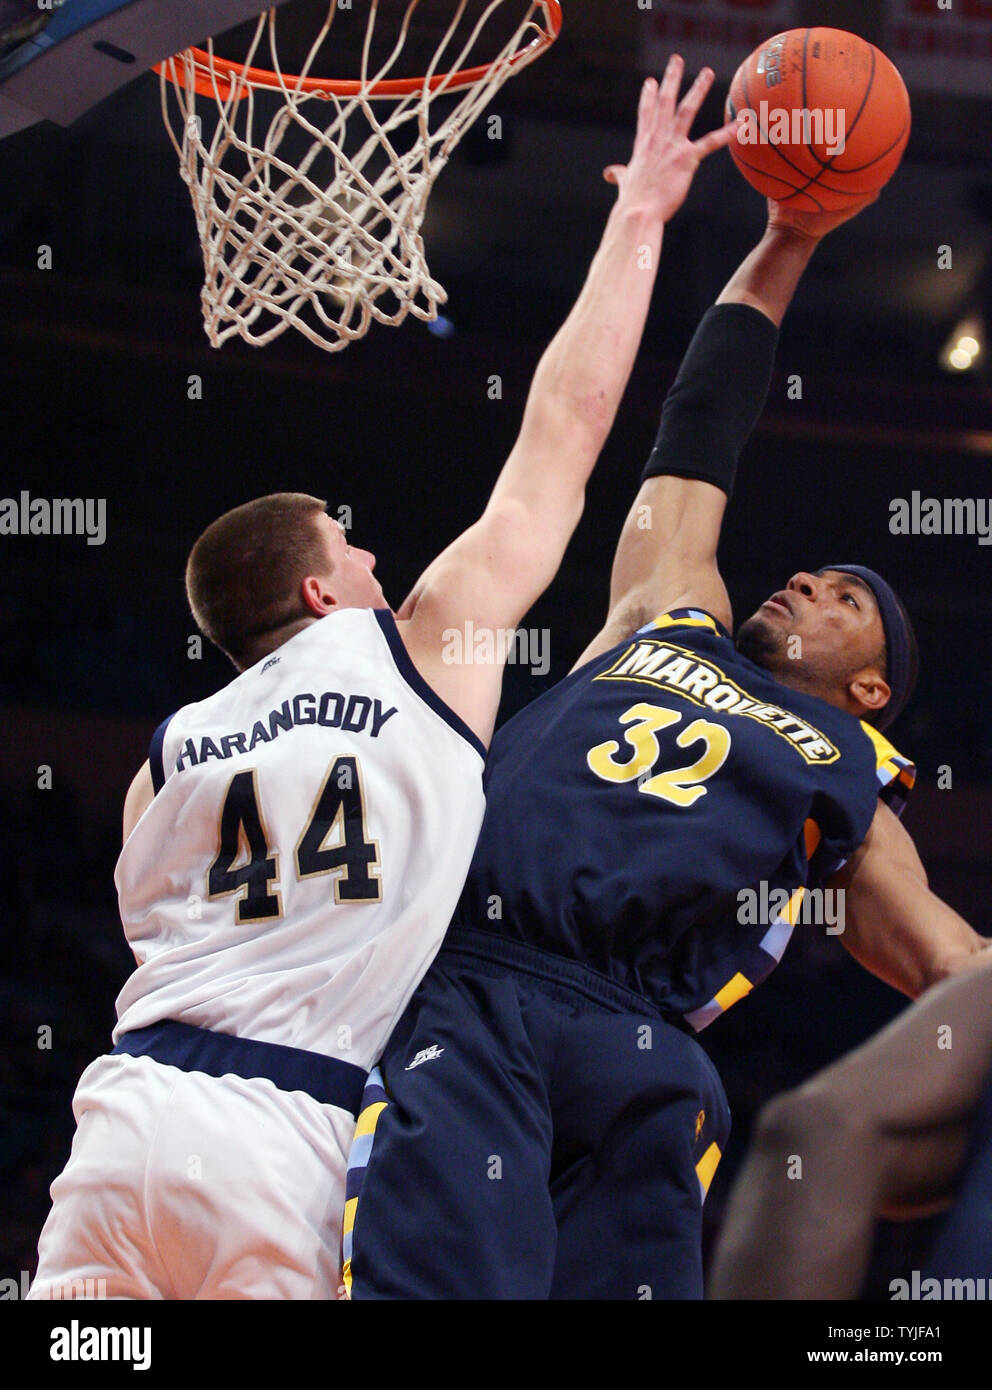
{"left": 29, "top": 60, "right": 738, "bottom": 1300}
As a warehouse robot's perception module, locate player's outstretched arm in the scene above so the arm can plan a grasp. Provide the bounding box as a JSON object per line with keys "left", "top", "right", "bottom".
{"left": 827, "top": 800, "right": 990, "bottom": 998}
{"left": 570, "top": 197, "right": 876, "bottom": 670}
{"left": 396, "top": 57, "right": 737, "bottom": 744}
{"left": 709, "top": 954, "right": 992, "bottom": 1300}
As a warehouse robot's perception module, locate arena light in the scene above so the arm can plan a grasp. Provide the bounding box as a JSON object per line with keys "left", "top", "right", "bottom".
{"left": 941, "top": 317, "right": 984, "bottom": 373}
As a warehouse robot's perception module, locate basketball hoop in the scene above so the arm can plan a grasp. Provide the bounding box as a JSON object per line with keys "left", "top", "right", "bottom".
{"left": 157, "top": 1, "right": 562, "bottom": 351}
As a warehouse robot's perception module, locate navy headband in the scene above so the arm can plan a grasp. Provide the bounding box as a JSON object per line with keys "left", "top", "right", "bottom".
{"left": 819, "top": 565, "right": 918, "bottom": 732}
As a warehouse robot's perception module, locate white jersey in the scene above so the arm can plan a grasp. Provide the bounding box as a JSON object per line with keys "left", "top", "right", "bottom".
{"left": 113, "top": 607, "right": 486, "bottom": 1072}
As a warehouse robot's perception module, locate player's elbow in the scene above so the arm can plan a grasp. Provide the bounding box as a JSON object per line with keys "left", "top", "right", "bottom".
{"left": 525, "top": 363, "right": 618, "bottom": 462}
{"left": 923, "top": 934, "right": 992, "bottom": 991}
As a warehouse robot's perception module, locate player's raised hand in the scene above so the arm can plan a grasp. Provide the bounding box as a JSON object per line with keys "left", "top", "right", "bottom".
{"left": 604, "top": 55, "right": 739, "bottom": 224}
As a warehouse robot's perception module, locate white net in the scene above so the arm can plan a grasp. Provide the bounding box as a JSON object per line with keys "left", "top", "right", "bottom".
{"left": 160, "top": 1, "right": 560, "bottom": 351}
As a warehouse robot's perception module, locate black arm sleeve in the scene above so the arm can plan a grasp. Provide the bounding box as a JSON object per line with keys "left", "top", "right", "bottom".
{"left": 640, "top": 301, "right": 780, "bottom": 498}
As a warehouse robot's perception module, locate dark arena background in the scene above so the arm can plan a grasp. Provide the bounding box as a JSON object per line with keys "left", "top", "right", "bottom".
{"left": 2, "top": 0, "right": 991, "bottom": 1339}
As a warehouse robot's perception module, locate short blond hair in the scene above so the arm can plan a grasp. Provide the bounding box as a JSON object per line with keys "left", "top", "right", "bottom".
{"left": 186, "top": 493, "right": 329, "bottom": 668}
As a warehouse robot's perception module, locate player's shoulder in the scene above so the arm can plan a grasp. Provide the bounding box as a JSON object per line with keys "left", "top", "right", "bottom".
{"left": 587, "top": 606, "right": 735, "bottom": 676}
{"left": 122, "top": 760, "right": 155, "bottom": 841}
{"left": 637, "top": 607, "right": 732, "bottom": 641}
{"left": 571, "top": 606, "right": 732, "bottom": 680}
{"left": 376, "top": 610, "right": 489, "bottom": 758}
{"left": 856, "top": 718, "right": 916, "bottom": 819}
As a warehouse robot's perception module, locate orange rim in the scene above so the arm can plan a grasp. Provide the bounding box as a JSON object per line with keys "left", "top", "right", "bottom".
{"left": 155, "top": 1, "right": 562, "bottom": 102}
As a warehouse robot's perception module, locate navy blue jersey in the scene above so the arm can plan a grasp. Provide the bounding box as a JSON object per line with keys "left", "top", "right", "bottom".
{"left": 451, "top": 609, "right": 915, "bottom": 1030}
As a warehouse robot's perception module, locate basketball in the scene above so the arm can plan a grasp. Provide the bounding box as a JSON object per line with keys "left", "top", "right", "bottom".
{"left": 725, "top": 28, "right": 911, "bottom": 212}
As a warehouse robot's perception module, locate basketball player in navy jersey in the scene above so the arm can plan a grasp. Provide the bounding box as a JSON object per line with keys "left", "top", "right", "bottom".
{"left": 710, "top": 954, "right": 992, "bottom": 1299}
{"left": 346, "top": 64, "right": 991, "bottom": 1299}
{"left": 29, "top": 62, "right": 739, "bottom": 1300}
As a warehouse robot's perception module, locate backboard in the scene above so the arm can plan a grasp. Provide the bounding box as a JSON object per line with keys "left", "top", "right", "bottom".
{"left": 0, "top": 0, "right": 293, "bottom": 139}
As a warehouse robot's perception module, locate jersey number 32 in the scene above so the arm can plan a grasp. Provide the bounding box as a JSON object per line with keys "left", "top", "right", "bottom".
{"left": 588, "top": 702, "right": 731, "bottom": 807}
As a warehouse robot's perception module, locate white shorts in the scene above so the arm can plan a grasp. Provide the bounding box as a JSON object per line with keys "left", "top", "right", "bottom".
{"left": 28, "top": 1052, "right": 355, "bottom": 1300}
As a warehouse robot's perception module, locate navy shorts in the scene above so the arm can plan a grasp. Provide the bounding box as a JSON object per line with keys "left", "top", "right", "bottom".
{"left": 346, "top": 929, "right": 731, "bottom": 1300}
